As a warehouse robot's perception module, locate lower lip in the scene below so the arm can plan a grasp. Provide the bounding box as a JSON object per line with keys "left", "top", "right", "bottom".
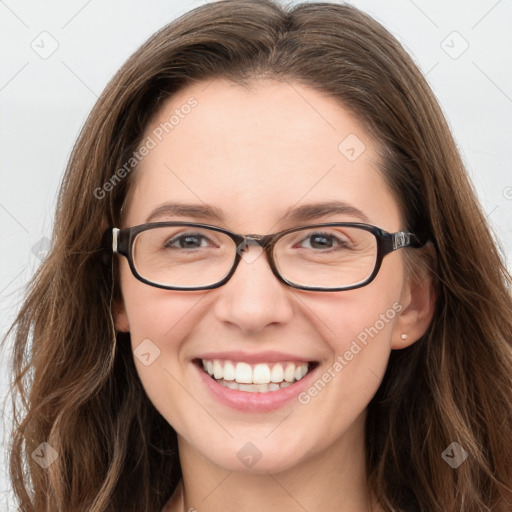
{"left": 194, "top": 361, "right": 318, "bottom": 412}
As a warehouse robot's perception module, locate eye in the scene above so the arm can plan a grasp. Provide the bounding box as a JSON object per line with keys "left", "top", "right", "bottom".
{"left": 164, "top": 233, "right": 214, "bottom": 249}
{"left": 299, "top": 232, "right": 350, "bottom": 250}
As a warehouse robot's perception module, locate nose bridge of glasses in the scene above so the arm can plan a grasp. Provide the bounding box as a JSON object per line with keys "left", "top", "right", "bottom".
{"left": 237, "top": 234, "right": 272, "bottom": 252}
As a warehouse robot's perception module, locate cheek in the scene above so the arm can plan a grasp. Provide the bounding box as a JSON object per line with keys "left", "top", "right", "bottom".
{"left": 296, "top": 285, "right": 402, "bottom": 419}
{"left": 118, "top": 259, "right": 200, "bottom": 340}
{"left": 119, "top": 274, "right": 206, "bottom": 429}
{"left": 328, "top": 259, "right": 404, "bottom": 359}
{"left": 117, "top": 263, "right": 207, "bottom": 417}
{"left": 304, "top": 282, "right": 401, "bottom": 353}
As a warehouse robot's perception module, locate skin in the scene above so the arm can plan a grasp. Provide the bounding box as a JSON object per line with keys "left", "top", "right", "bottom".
{"left": 115, "top": 79, "right": 435, "bottom": 512}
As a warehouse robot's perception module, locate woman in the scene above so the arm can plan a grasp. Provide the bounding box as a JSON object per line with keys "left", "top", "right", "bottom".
{"left": 5, "top": 1, "right": 512, "bottom": 511}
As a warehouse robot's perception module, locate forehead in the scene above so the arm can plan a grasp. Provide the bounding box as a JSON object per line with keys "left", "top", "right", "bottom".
{"left": 124, "top": 79, "right": 401, "bottom": 231}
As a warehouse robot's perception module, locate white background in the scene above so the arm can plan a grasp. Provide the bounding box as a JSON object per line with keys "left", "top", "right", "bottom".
{"left": 1, "top": 0, "right": 511, "bottom": 508}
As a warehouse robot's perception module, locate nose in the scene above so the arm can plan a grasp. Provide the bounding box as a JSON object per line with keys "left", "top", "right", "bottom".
{"left": 212, "top": 244, "right": 294, "bottom": 334}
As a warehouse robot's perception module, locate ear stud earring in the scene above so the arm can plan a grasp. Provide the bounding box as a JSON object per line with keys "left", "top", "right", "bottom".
{"left": 400, "top": 333, "right": 408, "bottom": 340}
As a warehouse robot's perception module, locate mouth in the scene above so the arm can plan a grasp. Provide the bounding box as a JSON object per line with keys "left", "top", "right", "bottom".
{"left": 194, "top": 358, "right": 319, "bottom": 393}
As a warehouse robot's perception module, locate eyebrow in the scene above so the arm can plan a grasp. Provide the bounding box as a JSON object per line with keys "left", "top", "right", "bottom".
{"left": 146, "top": 203, "right": 224, "bottom": 223}
{"left": 281, "top": 201, "right": 370, "bottom": 224}
{"left": 145, "top": 200, "right": 370, "bottom": 225}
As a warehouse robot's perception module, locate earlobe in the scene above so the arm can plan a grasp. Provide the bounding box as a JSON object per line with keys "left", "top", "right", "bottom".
{"left": 391, "top": 272, "right": 436, "bottom": 349}
{"left": 114, "top": 301, "right": 130, "bottom": 332}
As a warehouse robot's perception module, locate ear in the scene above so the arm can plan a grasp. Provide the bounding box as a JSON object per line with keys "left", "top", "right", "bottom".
{"left": 113, "top": 299, "right": 130, "bottom": 333}
{"left": 391, "top": 263, "right": 436, "bottom": 349}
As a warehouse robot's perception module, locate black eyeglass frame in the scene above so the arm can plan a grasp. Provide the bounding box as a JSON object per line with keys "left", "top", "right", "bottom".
{"left": 103, "top": 221, "right": 426, "bottom": 292}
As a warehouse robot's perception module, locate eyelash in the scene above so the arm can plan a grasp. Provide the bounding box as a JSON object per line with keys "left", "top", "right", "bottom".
{"left": 164, "top": 233, "right": 214, "bottom": 249}
{"left": 297, "top": 232, "right": 349, "bottom": 251}
{"left": 164, "top": 231, "right": 350, "bottom": 251}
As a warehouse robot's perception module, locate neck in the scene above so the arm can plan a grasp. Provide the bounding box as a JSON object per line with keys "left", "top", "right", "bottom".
{"left": 173, "top": 413, "right": 382, "bottom": 512}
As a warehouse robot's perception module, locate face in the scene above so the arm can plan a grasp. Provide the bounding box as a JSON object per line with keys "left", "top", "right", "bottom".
{"left": 116, "top": 79, "right": 420, "bottom": 474}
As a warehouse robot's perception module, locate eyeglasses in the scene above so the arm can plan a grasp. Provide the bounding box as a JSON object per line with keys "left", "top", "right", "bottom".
{"left": 103, "top": 222, "right": 426, "bottom": 292}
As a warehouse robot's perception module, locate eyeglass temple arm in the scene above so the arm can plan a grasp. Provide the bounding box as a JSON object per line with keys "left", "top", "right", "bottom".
{"left": 392, "top": 231, "right": 427, "bottom": 251}
{"left": 101, "top": 227, "right": 127, "bottom": 264}
{"left": 112, "top": 228, "right": 120, "bottom": 253}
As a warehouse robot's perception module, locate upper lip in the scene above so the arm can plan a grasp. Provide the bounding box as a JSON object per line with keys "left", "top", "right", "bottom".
{"left": 196, "top": 350, "right": 316, "bottom": 364}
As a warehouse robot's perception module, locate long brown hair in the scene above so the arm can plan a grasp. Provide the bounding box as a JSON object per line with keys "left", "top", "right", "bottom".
{"left": 4, "top": 1, "right": 512, "bottom": 510}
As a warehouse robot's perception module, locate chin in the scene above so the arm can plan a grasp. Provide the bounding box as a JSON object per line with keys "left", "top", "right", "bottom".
{"left": 191, "top": 434, "right": 313, "bottom": 474}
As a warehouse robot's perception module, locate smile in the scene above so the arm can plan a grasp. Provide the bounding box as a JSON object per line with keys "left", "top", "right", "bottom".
{"left": 198, "top": 358, "right": 316, "bottom": 393}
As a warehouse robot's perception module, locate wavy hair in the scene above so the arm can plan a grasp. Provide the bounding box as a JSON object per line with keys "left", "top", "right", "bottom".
{"left": 4, "top": 1, "right": 512, "bottom": 510}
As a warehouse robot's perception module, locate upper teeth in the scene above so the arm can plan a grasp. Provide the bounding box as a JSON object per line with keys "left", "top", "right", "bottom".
{"left": 202, "top": 359, "right": 309, "bottom": 385}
